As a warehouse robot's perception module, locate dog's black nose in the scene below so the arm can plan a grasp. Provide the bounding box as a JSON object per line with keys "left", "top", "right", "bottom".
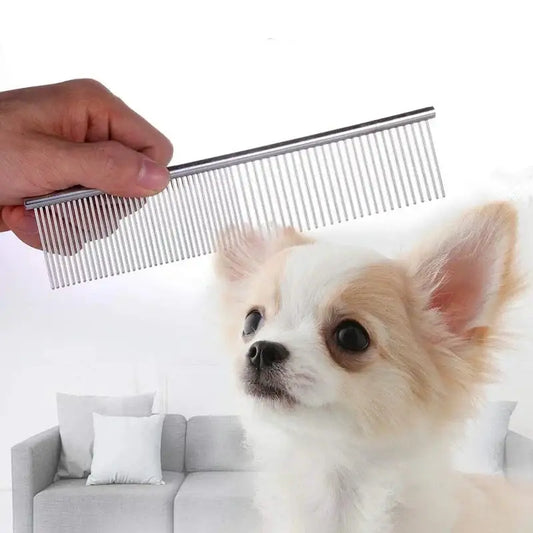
{"left": 247, "top": 341, "right": 289, "bottom": 370}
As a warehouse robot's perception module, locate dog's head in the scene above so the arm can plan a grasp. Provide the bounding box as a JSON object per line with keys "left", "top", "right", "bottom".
{"left": 215, "top": 203, "right": 521, "bottom": 439}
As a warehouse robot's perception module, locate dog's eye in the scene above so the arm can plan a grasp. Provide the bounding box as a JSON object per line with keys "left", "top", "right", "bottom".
{"left": 243, "top": 309, "right": 263, "bottom": 338}
{"left": 335, "top": 320, "right": 370, "bottom": 352}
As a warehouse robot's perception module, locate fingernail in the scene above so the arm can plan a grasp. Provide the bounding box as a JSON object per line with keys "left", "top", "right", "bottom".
{"left": 138, "top": 157, "right": 170, "bottom": 192}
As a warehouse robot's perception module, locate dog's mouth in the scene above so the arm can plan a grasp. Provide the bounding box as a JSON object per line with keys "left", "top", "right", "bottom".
{"left": 241, "top": 365, "right": 297, "bottom": 406}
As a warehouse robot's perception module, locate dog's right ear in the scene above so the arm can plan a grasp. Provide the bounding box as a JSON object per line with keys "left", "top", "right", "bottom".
{"left": 407, "top": 202, "right": 522, "bottom": 338}
{"left": 215, "top": 225, "right": 310, "bottom": 283}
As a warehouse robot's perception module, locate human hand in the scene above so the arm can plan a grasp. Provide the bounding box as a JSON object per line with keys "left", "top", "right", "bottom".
{"left": 0, "top": 79, "right": 173, "bottom": 248}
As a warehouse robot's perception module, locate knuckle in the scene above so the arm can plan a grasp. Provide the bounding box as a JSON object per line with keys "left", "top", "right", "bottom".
{"left": 63, "top": 78, "right": 110, "bottom": 102}
{"left": 74, "top": 78, "right": 106, "bottom": 92}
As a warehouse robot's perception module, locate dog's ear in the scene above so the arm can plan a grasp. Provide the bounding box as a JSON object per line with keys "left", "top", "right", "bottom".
{"left": 408, "top": 202, "right": 522, "bottom": 337}
{"left": 215, "top": 225, "right": 311, "bottom": 283}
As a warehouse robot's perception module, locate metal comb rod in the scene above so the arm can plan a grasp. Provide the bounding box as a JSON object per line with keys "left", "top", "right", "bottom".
{"left": 24, "top": 107, "right": 444, "bottom": 289}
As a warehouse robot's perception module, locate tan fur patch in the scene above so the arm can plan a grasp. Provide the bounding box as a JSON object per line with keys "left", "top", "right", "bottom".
{"left": 320, "top": 203, "right": 523, "bottom": 431}
{"left": 322, "top": 261, "right": 412, "bottom": 373}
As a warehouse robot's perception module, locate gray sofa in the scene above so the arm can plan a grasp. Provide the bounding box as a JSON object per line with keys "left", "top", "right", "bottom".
{"left": 12, "top": 415, "right": 260, "bottom": 533}
{"left": 12, "top": 415, "right": 533, "bottom": 533}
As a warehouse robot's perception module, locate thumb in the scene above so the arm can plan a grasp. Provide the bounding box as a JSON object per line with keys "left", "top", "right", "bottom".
{"left": 55, "top": 139, "right": 170, "bottom": 197}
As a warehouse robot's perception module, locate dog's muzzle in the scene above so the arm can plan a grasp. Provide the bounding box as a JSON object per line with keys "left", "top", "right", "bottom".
{"left": 242, "top": 341, "right": 295, "bottom": 405}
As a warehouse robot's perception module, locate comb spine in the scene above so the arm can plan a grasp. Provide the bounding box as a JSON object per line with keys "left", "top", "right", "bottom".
{"left": 24, "top": 108, "right": 436, "bottom": 210}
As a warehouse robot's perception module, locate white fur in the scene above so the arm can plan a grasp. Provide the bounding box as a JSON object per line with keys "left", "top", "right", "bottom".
{"left": 241, "top": 402, "right": 458, "bottom": 533}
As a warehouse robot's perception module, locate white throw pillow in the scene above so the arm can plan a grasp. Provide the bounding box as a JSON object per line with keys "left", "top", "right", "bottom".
{"left": 56, "top": 392, "right": 155, "bottom": 479}
{"left": 452, "top": 401, "right": 516, "bottom": 475}
{"left": 87, "top": 413, "right": 165, "bottom": 486}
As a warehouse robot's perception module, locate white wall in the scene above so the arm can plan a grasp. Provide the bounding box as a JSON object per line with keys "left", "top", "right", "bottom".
{"left": 1, "top": 0, "right": 533, "bottom": 494}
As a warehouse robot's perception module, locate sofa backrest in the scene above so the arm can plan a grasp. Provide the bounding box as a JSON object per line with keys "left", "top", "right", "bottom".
{"left": 185, "top": 415, "right": 255, "bottom": 472}
{"left": 161, "top": 414, "right": 187, "bottom": 472}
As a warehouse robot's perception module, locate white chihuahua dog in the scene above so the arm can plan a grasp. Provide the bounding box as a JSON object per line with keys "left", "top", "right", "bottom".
{"left": 215, "top": 202, "right": 532, "bottom": 533}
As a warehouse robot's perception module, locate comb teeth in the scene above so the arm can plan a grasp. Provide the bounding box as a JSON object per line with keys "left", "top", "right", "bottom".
{"left": 30, "top": 108, "right": 444, "bottom": 289}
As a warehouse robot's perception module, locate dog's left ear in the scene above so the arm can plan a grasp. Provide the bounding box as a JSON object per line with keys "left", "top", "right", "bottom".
{"left": 215, "top": 225, "right": 310, "bottom": 283}
{"left": 408, "top": 202, "right": 522, "bottom": 337}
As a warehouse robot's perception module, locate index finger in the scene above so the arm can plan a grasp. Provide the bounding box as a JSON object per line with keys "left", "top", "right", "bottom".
{"left": 109, "top": 96, "right": 174, "bottom": 165}
{"left": 85, "top": 88, "right": 174, "bottom": 165}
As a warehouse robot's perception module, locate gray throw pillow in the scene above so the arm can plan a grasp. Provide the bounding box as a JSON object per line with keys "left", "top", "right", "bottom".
{"left": 56, "top": 392, "right": 155, "bottom": 478}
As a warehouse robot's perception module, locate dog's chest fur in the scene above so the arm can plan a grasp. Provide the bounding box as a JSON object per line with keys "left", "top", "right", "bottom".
{"left": 244, "top": 415, "right": 457, "bottom": 533}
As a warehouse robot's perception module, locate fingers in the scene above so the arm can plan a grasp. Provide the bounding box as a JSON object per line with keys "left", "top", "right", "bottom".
{"left": 12, "top": 79, "right": 174, "bottom": 167}
{"left": 48, "top": 79, "right": 174, "bottom": 196}
{"left": 105, "top": 96, "right": 174, "bottom": 166}
{"left": 61, "top": 79, "right": 174, "bottom": 166}
{"left": 51, "top": 139, "right": 170, "bottom": 197}
{"left": 0, "top": 79, "right": 174, "bottom": 204}
{"left": 1, "top": 206, "right": 42, "bottom": 249}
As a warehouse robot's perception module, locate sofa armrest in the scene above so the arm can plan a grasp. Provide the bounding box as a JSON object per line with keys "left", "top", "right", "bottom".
{"left": 504, "top": 430, "right": 533, "bottom": 483}
{"left": 11, "top": 427, "right": 60, "bottom": 533}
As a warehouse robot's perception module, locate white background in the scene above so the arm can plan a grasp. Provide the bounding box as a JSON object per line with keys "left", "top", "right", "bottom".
{"left": 1, "top": 1, "right": 533, "bottom": 530}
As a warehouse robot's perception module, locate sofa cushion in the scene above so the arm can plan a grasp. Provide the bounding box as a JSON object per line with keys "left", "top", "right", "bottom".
{"left": 162, "top": 414, "right": 187, "bottom": 472}
{"left": 33, "top": 471, "right": 184, "bottom": 533}
{"left": 174, "top": 471, "right": 261, "bottom": 533}
{"left": 185, "top": 416, "right": 254, "bottom": 472}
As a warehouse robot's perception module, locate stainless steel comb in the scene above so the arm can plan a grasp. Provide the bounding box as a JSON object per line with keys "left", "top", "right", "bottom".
{"left": 24, "top": 107, "right": 444, "bottom": 289}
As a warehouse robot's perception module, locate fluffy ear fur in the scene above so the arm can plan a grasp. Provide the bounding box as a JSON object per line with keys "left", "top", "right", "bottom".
{"left": 408, "top": 202, "right": 522, "bottom": 338}
{"left": 215, "top": 225, "right": 311, "bottom": 283}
